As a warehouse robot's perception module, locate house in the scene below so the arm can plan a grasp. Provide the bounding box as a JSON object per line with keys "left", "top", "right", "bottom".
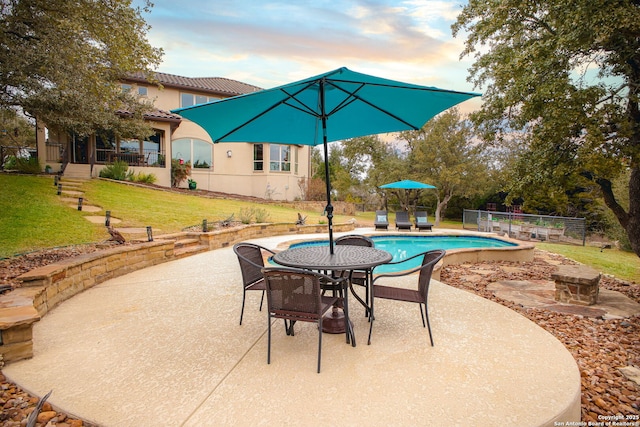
{"left": 36, "top": 72, "right": 311, "bottom": 201}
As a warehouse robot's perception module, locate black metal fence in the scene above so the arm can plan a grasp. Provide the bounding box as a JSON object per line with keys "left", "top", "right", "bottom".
{"left": 463, "top": 209, "right": 587, "bottom": 245}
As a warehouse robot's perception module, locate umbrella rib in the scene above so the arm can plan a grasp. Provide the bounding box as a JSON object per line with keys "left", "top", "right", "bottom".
{"left": 216, "top": 82, "right": 320, "bottom": 141}
{"left": 325, "top": 81, "right": 422, "bottom": 130}
{"left": 328, "top": 77, "right": 476, "bottom": 96}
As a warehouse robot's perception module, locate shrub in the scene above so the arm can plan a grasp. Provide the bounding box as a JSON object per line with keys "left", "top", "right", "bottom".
{"left": 132, "top": 172, "right": 157, "bottom": 184}
{"left": 254, "top": 208, "right": 270, "bottom": 223}
{"left": 171, "top": 159, "right": 191, "bottom": 187}
{"left": 15, "top": 157, "right": 41, "bottom": 174}
{"left": 239, "top": 207, "right": 255, "bottom": 224}
{"left": 99, "top": 160, "right": 130, "bottom": 180}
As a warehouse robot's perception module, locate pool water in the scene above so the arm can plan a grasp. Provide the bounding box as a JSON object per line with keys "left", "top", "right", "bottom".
{"left": 288, "top": 235, "right": 517, "bottom": 273}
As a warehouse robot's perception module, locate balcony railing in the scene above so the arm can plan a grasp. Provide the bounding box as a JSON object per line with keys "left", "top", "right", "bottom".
{"left": 96, "top": 149, "right": 166, "bottom": 167}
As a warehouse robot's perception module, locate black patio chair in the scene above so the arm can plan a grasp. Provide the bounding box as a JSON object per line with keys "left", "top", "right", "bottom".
{"left": 374, "top": 210, "right": 389, "bottom": 230}
{"left": 233, "top": 242, "right": 275, "bottom": 325}
{"left": 395, "top": 211, "right": 412, "bottom": 231}
{"left": 261, "top": 267, "right": 351, "bottom": 373}
{"left": 335, "top": 234, "right": 375, "bottom": 315}
{"left": 368, "top": 249, "right": 446, "bottom": 345}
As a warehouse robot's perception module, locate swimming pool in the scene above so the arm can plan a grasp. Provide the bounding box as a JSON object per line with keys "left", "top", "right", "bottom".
{"left": 288, "top": 235, "right": 518, "bottom": 273}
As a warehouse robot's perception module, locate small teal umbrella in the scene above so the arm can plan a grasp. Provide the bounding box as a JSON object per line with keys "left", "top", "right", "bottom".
{"left": 380, "top": 180, "right": 437, "bottom": 213}
{"left": 380, "top": 180, "right": 437, "bottom": 190}
{"left": 172, "top": 67, "right": 480, "bottom": 253}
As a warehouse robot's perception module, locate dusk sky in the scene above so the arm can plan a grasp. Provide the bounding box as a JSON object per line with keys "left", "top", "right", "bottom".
{"left": 133, "top": 0, "right": 481, "bottom": 113}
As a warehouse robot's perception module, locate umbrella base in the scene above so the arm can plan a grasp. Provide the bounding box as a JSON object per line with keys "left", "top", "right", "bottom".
{"left": 322, "top": 307, "right": 351, "bottom": 334}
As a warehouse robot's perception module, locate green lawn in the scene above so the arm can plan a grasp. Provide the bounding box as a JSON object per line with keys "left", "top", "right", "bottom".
{"left": 536, "top": 242, "right": 640, "bottom": 283}
{"left": 0, "top": 174, "right": 359, "bottom": 258}
{"left": 0, "top": 175, "right": 104, "bottom": 257}
{"left": 1, "top": 174, "right": 638, "bottom": 283}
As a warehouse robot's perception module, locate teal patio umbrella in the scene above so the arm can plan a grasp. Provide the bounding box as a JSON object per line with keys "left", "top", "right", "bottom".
{"left": 172, "top": 67, "right": 480, "bottom": 253}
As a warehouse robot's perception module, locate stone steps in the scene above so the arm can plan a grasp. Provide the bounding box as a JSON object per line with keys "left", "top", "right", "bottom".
{"left": 173, "top": 237, "right": 208, "bottom": 259}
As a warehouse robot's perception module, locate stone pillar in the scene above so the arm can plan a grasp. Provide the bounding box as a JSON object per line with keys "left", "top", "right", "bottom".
{"left": 551, "top": 265, "right": 601, "bottom": 306}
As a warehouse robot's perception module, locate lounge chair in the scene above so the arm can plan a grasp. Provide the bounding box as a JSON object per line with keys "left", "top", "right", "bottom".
{"left": 395, "top": 211, "right": 412, "bottom": 231}
{"left": 414, "top": 211, "right": 433, "bottom": 231}
{"left": 374, "top": 210, "right": 389, "bottom": 230}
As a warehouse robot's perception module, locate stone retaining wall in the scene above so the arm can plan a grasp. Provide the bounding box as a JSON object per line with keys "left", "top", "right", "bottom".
{"left": 0, "top": 221, "right": 355, "bottom": 363}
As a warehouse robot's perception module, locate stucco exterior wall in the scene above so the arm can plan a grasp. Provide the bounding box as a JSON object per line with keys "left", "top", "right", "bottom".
{"left": 36, "top": 74, "right": 312, "bottom": 201}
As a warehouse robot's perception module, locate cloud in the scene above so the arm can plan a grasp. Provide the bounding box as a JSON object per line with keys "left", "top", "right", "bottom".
{"left": 137, "top": 0, "right": 478, "bottom": 94}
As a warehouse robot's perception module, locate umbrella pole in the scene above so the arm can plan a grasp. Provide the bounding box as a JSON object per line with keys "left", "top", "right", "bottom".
{"left": 320, "top": 78, "right": 334, "bottom": 254}
{"left": 323, "top": 140, "right": 334, "bottom": 254}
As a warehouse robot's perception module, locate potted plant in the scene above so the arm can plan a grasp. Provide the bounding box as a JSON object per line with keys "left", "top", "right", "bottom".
{"left": 188, "top": 178, "right": 197, "bottom": 190}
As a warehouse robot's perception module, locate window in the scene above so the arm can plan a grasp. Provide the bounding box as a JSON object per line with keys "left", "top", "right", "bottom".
{"left": 120, "top": 138, "right": 140, "bottom": 154}
{"left": 138, "top": 86, "right": 148, "bottom": 96}
{"left": 193, "top": 140, "right": 211, "bottom": 168}
{"left": 253, "top": 144, "right": 263, "bottom": 171}
{"left": 172, "top": 138, "right": 212, "bottom": 169}
{"left": 180, "top": 93, "right": 221, "bottom": 108}
{"left": 269, "top": 144, "right": 290, "bottom": 172}
{"left": 95, "top": 129, "right": 163, "bottom": 165}
{"left": 121, "top": 84, "right": 132, "bottom": 93}
{"left": 172, "top": 139, "right": 192, "bottom": 164}
{"left": 143, "top": 130, "right": 164, "bottom": 166}
{"left": 294, "top": 146, "right": 299, "bottom": 174}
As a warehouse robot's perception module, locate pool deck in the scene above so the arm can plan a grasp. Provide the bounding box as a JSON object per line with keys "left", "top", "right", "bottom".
{"left": 3, "top": 230, "right": 581, "bottom": 426}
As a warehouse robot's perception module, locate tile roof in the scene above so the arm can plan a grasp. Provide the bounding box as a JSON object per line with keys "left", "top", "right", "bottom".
{"left": 116, "top": 108, "right": 183, "bottom": 123}
{"left": 125, "top": 71, "right": 262, "bottom": 97}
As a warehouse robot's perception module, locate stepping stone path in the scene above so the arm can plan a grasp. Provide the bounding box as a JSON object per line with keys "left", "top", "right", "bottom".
{"left": 56, "top": 177, "right": 124, "bottom": 228}
{"left": 56, "top": 178, "right": 160, "bottom": 240}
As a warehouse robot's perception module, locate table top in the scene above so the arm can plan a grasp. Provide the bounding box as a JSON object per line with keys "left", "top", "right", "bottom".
{"left": 273, "top": 245, "right": 392, "bottom": 270}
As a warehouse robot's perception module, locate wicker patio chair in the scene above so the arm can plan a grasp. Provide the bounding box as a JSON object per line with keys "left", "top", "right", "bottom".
{"left": 374, "top": 210, "right": 389, "bottom": 230}
{"left": 233, "top": 242, "right": 276, "bottom": 325}
{"left": 367, "top": 249, "right": 446, "bottom": 345}
{"left": 261, "top": 267, "right": 350, "bottom": 373}
{"left": 335, "top": 234, "right": 375, "bottom": 315}
{"left": 395, "top": 211, "right": 412, "bottom": 231}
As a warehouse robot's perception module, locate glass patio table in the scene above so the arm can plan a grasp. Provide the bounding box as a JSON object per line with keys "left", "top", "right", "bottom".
{"left": 272, "top": 245, "right": 392, "bottom": 345}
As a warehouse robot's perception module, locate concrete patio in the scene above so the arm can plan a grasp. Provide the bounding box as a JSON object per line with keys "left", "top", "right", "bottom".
{"left": 3, "top": 232, "right": 581, "bottom": 426}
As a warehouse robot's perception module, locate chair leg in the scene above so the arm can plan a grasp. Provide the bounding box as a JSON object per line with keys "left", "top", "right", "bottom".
{"left": 422, "top": 303, "right": 434, "bottom": 346}
{"left": 317, "top": 318, "right": 322, "bottom": 373}
{"left": 367, "top": 298, "right": 375, "bottom": 345}
{"left": 342, "top": 285, "right": 355, "bottom": 347}
{"left": 267, "top": 314, "right": 272, "bottom": 364}
{"left": 419, "top": 304, "right": 426, "bottom": 327}
{"left": 287, "top": 320, "right": 296, "bottom": 336}
{"left": 240, "top": 289, "right": 247, "bottom": 325}
{"left": 259, "top": 290, "right": 265, "bottom": 311}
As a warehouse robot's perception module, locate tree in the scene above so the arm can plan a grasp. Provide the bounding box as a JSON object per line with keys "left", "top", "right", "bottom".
{"left": 400, "top": 108, "right": 490, "bottom": 225}
{"left": 453, "top": 0, "right": 640, "bottom": 256}
{"left": 342, "top": 135, "right": 409, "bottom": 208}
{"left": 0, "top": 0, "right": 163, "bottom": 137}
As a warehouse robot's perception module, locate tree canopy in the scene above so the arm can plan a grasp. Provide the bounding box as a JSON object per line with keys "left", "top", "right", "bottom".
{"left": 0, "top": 0, "right": 163, "bottom": 137}
{"left": 400, "top": 108, "right": 490, "bottom": 224}
{"left": 453, "top": 0, "right": 640, "bottom": 256}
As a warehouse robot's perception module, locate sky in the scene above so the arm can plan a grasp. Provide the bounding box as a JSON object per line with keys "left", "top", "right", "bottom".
{"left": 133, "top": 0, "right": 482, "bottom": 114}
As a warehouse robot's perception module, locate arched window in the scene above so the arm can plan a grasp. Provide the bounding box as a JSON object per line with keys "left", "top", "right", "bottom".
{"left": 172, "top": 138, "right": 212, "bottom": 169}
